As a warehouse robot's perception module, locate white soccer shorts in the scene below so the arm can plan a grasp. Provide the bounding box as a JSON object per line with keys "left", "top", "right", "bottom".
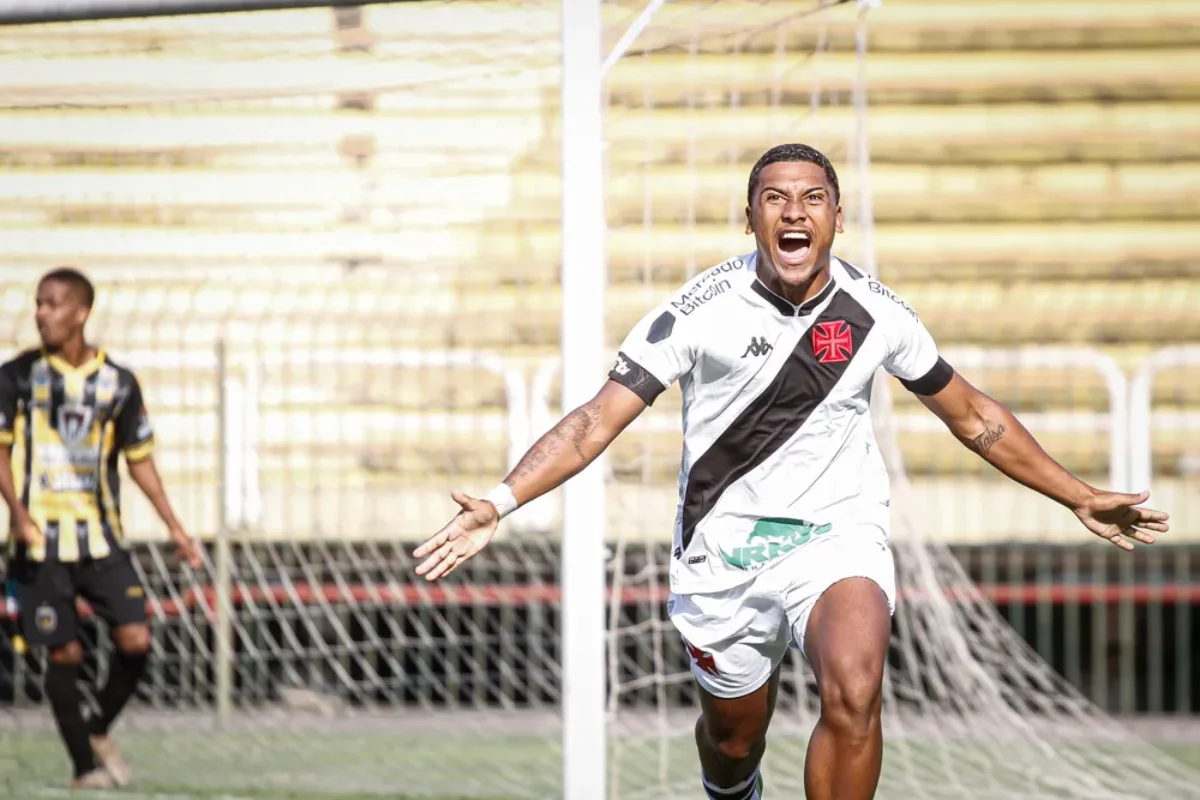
{"left": 668, "top": 526, "right": 897, "bottom": 699}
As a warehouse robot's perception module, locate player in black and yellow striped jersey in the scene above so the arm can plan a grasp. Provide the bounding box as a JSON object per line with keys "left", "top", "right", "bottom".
{"left": 0, "top": 267, "right": 202, "bottom": 791}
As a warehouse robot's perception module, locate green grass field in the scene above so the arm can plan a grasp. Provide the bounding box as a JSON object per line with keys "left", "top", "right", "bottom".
{"left": 4, "top": 725, "right": 1200, "bottom": 800}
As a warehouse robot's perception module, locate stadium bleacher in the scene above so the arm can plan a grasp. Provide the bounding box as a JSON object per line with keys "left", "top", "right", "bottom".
{"left": 0, "top": 0, "right": 1196, "bottom": 545}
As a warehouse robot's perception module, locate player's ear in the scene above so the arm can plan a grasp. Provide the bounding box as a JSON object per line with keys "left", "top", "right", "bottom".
{"left": 744, "top": 204, "right": 752, "bottom": 235}
{"left": 834, "top": 204, "right": 844, "bottom": 234}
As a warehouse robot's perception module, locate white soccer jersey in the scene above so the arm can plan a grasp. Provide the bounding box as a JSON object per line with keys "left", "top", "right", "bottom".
{"left": 609, "top": 253, "right": 953, "bottom": 595}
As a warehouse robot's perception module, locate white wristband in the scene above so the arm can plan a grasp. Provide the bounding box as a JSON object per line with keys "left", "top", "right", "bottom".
{"left": 482, "top": 484, "right": 519, "bottom": 520}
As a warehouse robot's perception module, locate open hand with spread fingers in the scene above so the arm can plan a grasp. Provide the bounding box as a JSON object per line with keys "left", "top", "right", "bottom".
{"left": 413, "top": 490, "right": 501, "bottom": 581}
{"left": 1073, "top": 489, "right": 1169, "bottom": 551}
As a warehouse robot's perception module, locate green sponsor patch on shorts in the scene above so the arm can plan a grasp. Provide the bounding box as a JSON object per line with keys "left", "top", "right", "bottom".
{"left": 719, "top": 517, "right": 833, "bottom": 570}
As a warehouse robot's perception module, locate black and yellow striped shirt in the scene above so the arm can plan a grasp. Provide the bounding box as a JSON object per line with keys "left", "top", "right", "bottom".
{"left": 0, "top": 349, "right": 155, "bottom": 563}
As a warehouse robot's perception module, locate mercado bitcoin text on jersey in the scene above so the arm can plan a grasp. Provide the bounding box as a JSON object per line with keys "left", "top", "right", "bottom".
{"left": 608, "top": 254, "right": 953, "bottom": 595}
{"left": 0, "top": 349, "right": 154, "bottom": 563}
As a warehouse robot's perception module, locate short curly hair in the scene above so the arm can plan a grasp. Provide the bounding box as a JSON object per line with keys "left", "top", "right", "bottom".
{"left": 746, "top": 143, "right": 840, "bottom": 206}
{"left": 39, "top": 267, "right": 95, "bottom": 309}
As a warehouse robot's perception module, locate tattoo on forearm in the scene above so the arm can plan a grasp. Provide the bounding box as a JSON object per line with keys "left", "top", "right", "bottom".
{"left": 970, "top": 422, "right": 1007, "bottom": 457}
{"left": 505, "top": 401, "right": 603, "bottom": 487}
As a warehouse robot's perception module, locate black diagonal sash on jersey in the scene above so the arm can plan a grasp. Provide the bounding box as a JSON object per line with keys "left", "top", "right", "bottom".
{"left": 680, "top": 290, "right": 875, "bottom": 551}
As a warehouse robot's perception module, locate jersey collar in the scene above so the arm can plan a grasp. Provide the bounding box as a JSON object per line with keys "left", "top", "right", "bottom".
{"left": 42, "top": 347, "right": 106, "bottom": 377}
{"left": 747, "top": 255, "right": 838, "bottom": 317}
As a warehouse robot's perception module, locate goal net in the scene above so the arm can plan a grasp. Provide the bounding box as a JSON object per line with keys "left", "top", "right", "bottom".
{"left": 594, "top": 4, "right": 1199, "bottom": 800}
{"left": 0, "top": 1, "right": 1195, "bottom": 798}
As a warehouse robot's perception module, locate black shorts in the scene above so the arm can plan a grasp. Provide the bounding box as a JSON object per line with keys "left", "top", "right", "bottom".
{"left": 8, "top": 552, "right": 148, "bottom": 649}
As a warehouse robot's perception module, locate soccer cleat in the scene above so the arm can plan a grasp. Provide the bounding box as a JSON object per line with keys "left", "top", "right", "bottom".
{"left": 69, "top": 768, "right": 117, "bottom": 790}
{"left": 90, "top": 734, "right": 134, "bottom": 787}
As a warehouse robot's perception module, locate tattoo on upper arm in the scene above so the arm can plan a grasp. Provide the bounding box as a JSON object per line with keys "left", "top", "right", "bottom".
{"left": 505, "top": 400, "right": 604, "bottom": 486}
{"left": 970, "top": 422, "right": 1007, "bottom": 457}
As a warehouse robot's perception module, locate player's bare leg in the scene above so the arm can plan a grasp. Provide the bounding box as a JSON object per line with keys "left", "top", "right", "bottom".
{"left": 694, "top": 667, "right": 779, "bottom": 798}
{"left": 88, "top": 622, "right": 150, "bottom": 787}
{"left": 803, "top": 577, "right": 891, "bottom": 800}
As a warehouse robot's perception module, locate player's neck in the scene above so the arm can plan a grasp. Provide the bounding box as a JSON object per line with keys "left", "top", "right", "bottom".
{"left": 46, "top": 339, "right": 95, "bottom": 369}
{"left": 757, "top": 262, "right": 831, "bottom": 307}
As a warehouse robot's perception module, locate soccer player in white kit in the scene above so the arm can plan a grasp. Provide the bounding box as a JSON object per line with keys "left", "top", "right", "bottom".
{"left": 414, "top": 144, "right": 1169, "bottom": 799}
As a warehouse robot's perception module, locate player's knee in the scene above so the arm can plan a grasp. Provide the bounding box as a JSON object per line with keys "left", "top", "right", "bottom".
{"left": 698, "top": 714, "right": 765, "bottom": 765}
{"left": 113, "top": 624, "right": 151, "bottom": 656}
{"left": 713, "top": 732, "right": 763, "bottom": 764}
{"left": 48, "top": 641, "right": 84, "bottom": 666}
{"left": 818, "top": 668, "right": 882, "bottom": 741}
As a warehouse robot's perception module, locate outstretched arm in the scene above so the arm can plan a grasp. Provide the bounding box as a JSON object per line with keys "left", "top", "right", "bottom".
{"left": 917, "top": 371, "right": 1168, "bottom": 550}
{"left": 501, "top": 379, "right": 647, "bottom": 506}
{"left": 413, "top": 380, "right": 648, "bottom": 579}
{"left": 416, "top": 280, "right": 700, "bottom": 581}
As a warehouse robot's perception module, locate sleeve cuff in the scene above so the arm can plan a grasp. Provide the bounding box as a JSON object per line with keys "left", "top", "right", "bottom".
{"left": 0, "top": 430, "right": 12, "bottom": 446}
{"left": 899, "top": 357, "right": 954, "bottom": 396}
{"left": 609, "top": 352, "right": 667, "bottom": 406}
{"left": 123, "top": 438, "right": 155, "bottom": 463}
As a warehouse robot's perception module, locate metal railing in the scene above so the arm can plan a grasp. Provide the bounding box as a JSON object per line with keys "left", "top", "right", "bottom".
{"left": 1130, "top": 345, "right": 1200, "bottom": 494}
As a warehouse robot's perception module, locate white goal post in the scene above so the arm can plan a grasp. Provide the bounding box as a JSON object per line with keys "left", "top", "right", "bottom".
{"left": 559, "top": 0, "right": 608, "bottom": 797}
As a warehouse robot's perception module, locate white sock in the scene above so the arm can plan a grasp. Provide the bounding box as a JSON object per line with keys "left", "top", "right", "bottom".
{"left": 701, "top": 766, "right": 761, "bottom": 800}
